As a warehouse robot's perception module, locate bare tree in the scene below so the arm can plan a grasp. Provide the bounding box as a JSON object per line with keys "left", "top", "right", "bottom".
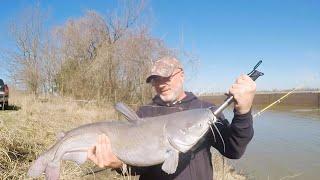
{"left": 53, "top": 11, "right": 110, "bottom": 98}
{"left": 4, "top": 0, "right": 186, "bottom": 105}
{"left": 53, "top": 0, "right": 172, "bottom": 104}
{"left": 7, "top": 5, "right": 47, "bottom": 95}
{"left": 41, "top": 36, "right": 62, "bottom": 94}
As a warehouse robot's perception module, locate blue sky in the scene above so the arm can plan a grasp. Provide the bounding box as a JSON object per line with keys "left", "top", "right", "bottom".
{"left": 0, "top": 0, "right": 319, "bottom": 92}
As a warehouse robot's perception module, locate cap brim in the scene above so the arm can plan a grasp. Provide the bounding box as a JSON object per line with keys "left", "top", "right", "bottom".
{"left": 146, "top": 75, "right": 159, "bottom": 83}
{"left": 145, "top": 66, "right": 178, "bottom": 83}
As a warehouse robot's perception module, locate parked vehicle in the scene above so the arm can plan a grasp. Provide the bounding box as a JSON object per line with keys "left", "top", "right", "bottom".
{"left": 0, "top": 79, "right": 9, "bottom": 109}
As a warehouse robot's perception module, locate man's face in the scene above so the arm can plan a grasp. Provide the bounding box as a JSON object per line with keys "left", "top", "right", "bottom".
{"left": 151, "top": 68, "right": 184, "bottom": 103}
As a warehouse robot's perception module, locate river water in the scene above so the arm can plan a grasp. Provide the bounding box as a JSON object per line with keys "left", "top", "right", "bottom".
{"left": 223, "top": 107, "right": 320, "bottom": 180}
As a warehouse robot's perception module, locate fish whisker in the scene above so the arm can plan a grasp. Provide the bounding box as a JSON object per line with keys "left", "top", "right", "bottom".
{"left": 209, "top": 124, "right": 216, "bottom": 143}
{"left": 213, "top": 123, "right": 225, "bottom": 153}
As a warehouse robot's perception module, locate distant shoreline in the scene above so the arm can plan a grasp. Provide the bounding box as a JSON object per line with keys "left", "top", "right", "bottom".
{"left": 200, "top": 91, "right": 320, "bottom": 107}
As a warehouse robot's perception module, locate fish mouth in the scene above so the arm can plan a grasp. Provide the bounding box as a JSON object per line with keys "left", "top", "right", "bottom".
{"left": 168, "top": 128, "right": 209, "bottom": 153}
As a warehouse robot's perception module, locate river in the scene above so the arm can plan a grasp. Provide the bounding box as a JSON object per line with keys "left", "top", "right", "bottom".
{"left": 223, "top": 107, "right": 320, "bottom": 179}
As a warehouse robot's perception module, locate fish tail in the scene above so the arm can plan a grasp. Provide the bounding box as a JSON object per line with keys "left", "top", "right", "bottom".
{"left": 27, "top": 151, "right": 53, "bottom": 178}
{"left": 45, "top": 161, "right": 61, "bottom": 180}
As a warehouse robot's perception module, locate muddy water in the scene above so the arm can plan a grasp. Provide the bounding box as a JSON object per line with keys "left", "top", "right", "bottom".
{"left": 223, "top": 108, "right": 320, "bottom": 179}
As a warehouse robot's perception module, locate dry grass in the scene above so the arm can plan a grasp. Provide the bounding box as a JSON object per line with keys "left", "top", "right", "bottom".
{"left": 0, "top": 90, "right": 120, "bottom": 179}
{"left": 0, "top": 90, "right": 246, "bottom": 179}
{"left": 212, "top": 150, "right": 247, "bottom": 180}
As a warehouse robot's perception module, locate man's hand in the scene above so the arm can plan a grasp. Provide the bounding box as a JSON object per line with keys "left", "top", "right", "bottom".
{"left": 87, "top": 134, "right": 123, "bottom": 168}
{"left": 229, "top": 74, "right": 256, "bottom": 114}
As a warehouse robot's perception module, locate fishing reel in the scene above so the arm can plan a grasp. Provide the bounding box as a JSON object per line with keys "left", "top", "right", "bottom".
{"left": 247, "top": 60, "right": 264, "bottom": 81}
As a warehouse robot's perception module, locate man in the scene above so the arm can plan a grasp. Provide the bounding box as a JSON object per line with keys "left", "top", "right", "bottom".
{"left": 88, "top": 56, "right": 256, "bottom": 180}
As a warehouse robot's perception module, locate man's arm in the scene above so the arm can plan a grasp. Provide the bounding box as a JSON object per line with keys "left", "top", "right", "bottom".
{"left": 210, "top": 110, "right": 254, "bottom": 159}
{"left": 210, "top": 74, "right": 256, "bottom": 159}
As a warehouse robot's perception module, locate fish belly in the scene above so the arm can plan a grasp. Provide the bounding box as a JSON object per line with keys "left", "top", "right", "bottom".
{"left": 107, "top": 123, "right": 169, "bottom": 166}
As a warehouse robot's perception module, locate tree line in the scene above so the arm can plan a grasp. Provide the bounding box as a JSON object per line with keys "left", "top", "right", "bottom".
{"left": 5, "top": 1, "right": 175, "bottom": 105}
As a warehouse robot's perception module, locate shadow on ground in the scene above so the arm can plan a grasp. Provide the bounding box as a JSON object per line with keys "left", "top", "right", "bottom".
{"left": 2, "top": 104, "right": 21, "bottom": 111}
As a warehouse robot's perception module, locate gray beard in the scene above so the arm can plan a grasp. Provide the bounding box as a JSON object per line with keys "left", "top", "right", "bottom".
{"left": 159, "top": 84, "right": 184, "bottom": 103}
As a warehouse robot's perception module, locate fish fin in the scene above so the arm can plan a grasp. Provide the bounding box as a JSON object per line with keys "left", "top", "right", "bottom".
{"left": 115, "top": 102, "right": 141, "bottom": 122}
{"left": 62, "top": 151, "right": 87, "bottom": 165}
{"left": 161, "top": 149, "right": 179, "bottom": 174}
{"left": 167, "top": 135, "right": 185, "bottom": 153}
{"left": 45, "top": 162, "right": 60, "bottom": 180}
{"left": 56, "top": 131, "right": 66, "bottom": 141}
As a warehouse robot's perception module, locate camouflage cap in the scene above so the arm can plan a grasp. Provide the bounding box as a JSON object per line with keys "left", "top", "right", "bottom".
{"left": 146, "top": 56, "right": 183, "bottom": 83}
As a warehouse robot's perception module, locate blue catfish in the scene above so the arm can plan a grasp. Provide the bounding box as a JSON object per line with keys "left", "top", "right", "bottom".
{"left": 28, "top": 103, "right": 217, "bottom": 180}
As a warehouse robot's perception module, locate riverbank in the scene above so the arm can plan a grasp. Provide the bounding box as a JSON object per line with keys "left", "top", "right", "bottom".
{"left": 200, "top": 91, "right": 320, "bottom": 108}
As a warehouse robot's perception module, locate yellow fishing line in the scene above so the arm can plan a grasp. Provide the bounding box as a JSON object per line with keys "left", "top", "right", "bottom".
{"left": 253, "top": 89, "right": 296, "bottom": 118}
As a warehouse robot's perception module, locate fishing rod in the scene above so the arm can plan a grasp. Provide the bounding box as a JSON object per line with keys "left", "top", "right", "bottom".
{"left": 252, "top": 73, "right": 320, "bottom": 118}
{"left": 210, "top": 60, "right": 264, "bottom": 118}
{"left": 253, "top": 87, "right": 305, "bottom": 118}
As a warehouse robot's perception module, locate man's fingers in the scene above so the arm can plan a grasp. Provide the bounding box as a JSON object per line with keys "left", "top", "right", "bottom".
{"left": 229, "top": 74, "right": 257, "bottom": 114}
{"left": 87, "top": 134, "right": 121, "bottom": 168}
{"left": 231, "top": 84, "right": 242, "bottom": 89}
{"left": 100, "top": 135, "right": 108, "bottom": 161}
{"left": 236, "top": 75, "right": 254, "bottom": 85}
{"left": 104, "top": 134, "right": 111, "bottom": 144}
{"left": 97, "top": 134, "right": 112, "bottom": 168}
{"left": 235, "top": 77, "right": 243, "bottom": 84}
{"left": 87, "top": 146, "right": 95, "bottom": 159}
{"left": 87, "top": 146, "right": 98, "bottom": 164}
{"left": 242, "top": 74, "right": 253, "bottom": 81}
{"left": 96, "top": 135, "right": 105, "bottom": 168}
{"left": 229, "top": 84, "right": 246, "bottom": 95}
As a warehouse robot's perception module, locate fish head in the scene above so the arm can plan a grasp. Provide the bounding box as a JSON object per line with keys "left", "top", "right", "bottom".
{"left": 166, "top": 109, "right": 214, "bottom": 153}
